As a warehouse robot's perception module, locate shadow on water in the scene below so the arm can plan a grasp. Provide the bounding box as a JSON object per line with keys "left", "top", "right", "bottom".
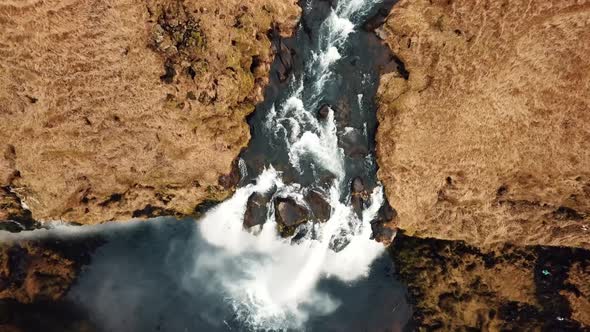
{"left": 66, "top": 218, "right": 411, "bottom": 332}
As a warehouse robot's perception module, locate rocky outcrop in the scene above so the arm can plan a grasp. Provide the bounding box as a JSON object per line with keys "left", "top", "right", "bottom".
{"left": 375, "top": 0, "right": 590, "bottom": 328}
{"left": 0, "top": 188, "right": 38, "bottom": 232}
{"left": 0, "top": 237, "right": 101, "bottom": 304}
{"left": 0, "top": 0, "right": 300, "bottom": 224}
{"left": 376, "top": 0, "right": 590, "bottom": 249}
{"left": 390, "top": 232, "right": 590, "bottom": 330}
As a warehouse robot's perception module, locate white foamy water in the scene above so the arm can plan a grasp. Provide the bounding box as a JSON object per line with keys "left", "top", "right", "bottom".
{"left": 198, "top": 168, "right": 386, "bottom": 330}
{"left": 1, "top": 0, "right": 393, "bottom": 330}
{"left": 194, "top": 0, "right": 391, "bottom": 329}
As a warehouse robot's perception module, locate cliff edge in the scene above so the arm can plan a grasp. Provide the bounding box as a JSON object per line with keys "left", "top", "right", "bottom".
{"left": 375, "top": 0, "right": 590, "bottom": 329}
{"left": 376, "top": 0, "right": 590, "bottom": 249}
{"left": 0, "top": 0, "right": 300, "bottom": 225}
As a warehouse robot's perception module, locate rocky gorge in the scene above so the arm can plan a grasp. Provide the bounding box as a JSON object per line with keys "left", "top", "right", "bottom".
{"left": 375, "top": 0, "right": 590, "bottom": 329}
{"left": 0, "top": 0, "right": 589, "bottom": 331}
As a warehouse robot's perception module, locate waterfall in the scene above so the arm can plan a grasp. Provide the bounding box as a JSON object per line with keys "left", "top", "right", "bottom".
{"left": 3, "top": 1, "right": 411, "bottom": 331}
{"left": 195, "top": 0, "right": 390, "bottom": 329}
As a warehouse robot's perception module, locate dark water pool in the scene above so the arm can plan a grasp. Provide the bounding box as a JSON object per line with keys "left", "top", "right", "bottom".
{"left": 68, "top": 217, "right": 411, "bottom": 331}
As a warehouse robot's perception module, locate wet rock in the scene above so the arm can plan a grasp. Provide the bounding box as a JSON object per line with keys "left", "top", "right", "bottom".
{"left": 131, "top": 204, "right": 180, "bottom": 219}
{"left": 0, "top": 188, "right": 38, "bottom": 232}
{"left": 350, "top": 177, "right": 370, "bottom": 218}
{"left": 193, "top": 199, "right": 219, "bottom": 217}
{"left": 243, "top": 192, "right": 271, "bottom": 228}
{"left": 363, "top": 7, "right": 390, "bottom": 32}
{"left": 351, "top": 196, "right": 364, "bottom": 218}
{"left": 218, "top": 157, "right": 241, "bottom": 189}
{"left": 275, "top": 197, "right": 308, "bottom": 226}
{"left": 276, "top": 40, "right": 294, "bottom": 82}
{"left": 291, "top": 227, "right": 309, "bottom": 245}
{"left": 329, "top": 227, "right": 355, "bottom": 252}
{"left": 351, "top": 176, "right": 365, "bottom": 193}
{"left": 370, "top": 222, "right": 396, "bottom": 243}
{"left": 306, "top": 190, "right": 331, "bottom": 222}
{"left": 0, "top": 221, "right": 25, "bottom": 233}
{"left": 340, "top": 127, "right": 369, "bottom": 158}
{"left": 274, "top": 197, "right": 309, "bottom": 237}
{"left": 317, "top": 104, "right": 331, "bottom": 119}
{"left": 370, "top": 200, "right": 398, "bottom": 244}
{"left": 377, "top": 200, "right": 397, "bottom": 221}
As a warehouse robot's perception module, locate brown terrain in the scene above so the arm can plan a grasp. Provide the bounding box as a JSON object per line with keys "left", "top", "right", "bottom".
{"left": 0, "top": 236, "right": 102, "bottom": 332}
{"left": 375, "top": 0, "right": 590, "bottom": 329}
{"left": 390, "top": 232, "right": 590, "bottom": 330}
{"left": 0, "top": 0, "right": 300, "bottom": 225}
{"left": 376, "top": 0, "right": 590, "bottom": 249}
{"left": 0, "top": 0, "right": 300, "bottom": 326}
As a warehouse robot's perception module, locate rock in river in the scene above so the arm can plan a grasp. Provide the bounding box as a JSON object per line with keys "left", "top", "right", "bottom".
{"left": 340, "top": 127, "right": 369, "bottom": 158}
{"left": 276, "top": 39, "right": 294, "bottom": 82}
{"left": 317, "top": 104, "right": 332, "bottom": 119}
{"left": 350, "top": 176, "right": 369, "bottom": 218}
{"left": 274, "top": 197, "right": 309, "bottom": 237}
{"left": 305, "top": 189, "right": 331, "bottom": 222}
{"left": 243, "top": 192, "right": 272, "bottom": 229}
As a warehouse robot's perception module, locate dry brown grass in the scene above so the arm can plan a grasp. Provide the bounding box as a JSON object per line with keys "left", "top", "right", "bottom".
{"left": 0, "top": 0, "right": 300, "bottom": 224}
{"left": 376, "top": 0, "right": 590, "bottom": 249}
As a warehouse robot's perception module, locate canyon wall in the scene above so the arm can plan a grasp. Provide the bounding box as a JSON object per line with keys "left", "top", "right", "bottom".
{"left": 376, "top": 0, "right": 590, "bottom": 249}
{"left": 0, "top": 0, "right": 300, "bottom": 225}
{"left": 376, "top": 0, "right": 590, "bottom": 329}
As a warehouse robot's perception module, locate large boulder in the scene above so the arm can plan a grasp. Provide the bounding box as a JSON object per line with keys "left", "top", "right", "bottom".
{"left": 370, "top": 199, "right": 398, "bottom": 244}
{"left": 243, "top": 192, "right": 271, "bottom": 229}
{"left": 276, "top": 39, "right": 294, "bottom": 82}
{"left": 274, "top": 197, "right": 309, "bottom": 237}
{"left": 306, "top": 190, "right": 331, "bottom": 222}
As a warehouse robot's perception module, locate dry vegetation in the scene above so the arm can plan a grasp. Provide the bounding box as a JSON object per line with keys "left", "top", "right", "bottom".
{"left": 0, "top": 0, "right": 300, "bottom": 224}
{"left": 376, "top": 0, "right": 590, "bottom": 249}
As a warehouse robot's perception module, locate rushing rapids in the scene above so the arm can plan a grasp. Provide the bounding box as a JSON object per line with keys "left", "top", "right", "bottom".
{"left": 193, "top": 0, "right": 402, "bottom": 328}
{"left": 1, "top": 0, "right": 411, "bottom": 331}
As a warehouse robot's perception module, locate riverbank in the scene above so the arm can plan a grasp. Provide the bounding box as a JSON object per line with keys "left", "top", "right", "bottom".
{"left": 0, "top": 0, "right": 300, "bottom": 225}
{"left": 376, "top": 0, "right": 590, "bottom": 329}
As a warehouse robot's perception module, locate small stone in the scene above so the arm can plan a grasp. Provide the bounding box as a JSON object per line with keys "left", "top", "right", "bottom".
{"left": 351, "top": 177, "right": 364, "bottom": 193}
{"left": 318, "top": 104, "right": 331, "bottom": 119}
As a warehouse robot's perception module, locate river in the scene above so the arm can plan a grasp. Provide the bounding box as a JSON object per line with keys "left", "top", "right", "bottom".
{"left": 6, "top": 0, "right": 413, "bottom": 330}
